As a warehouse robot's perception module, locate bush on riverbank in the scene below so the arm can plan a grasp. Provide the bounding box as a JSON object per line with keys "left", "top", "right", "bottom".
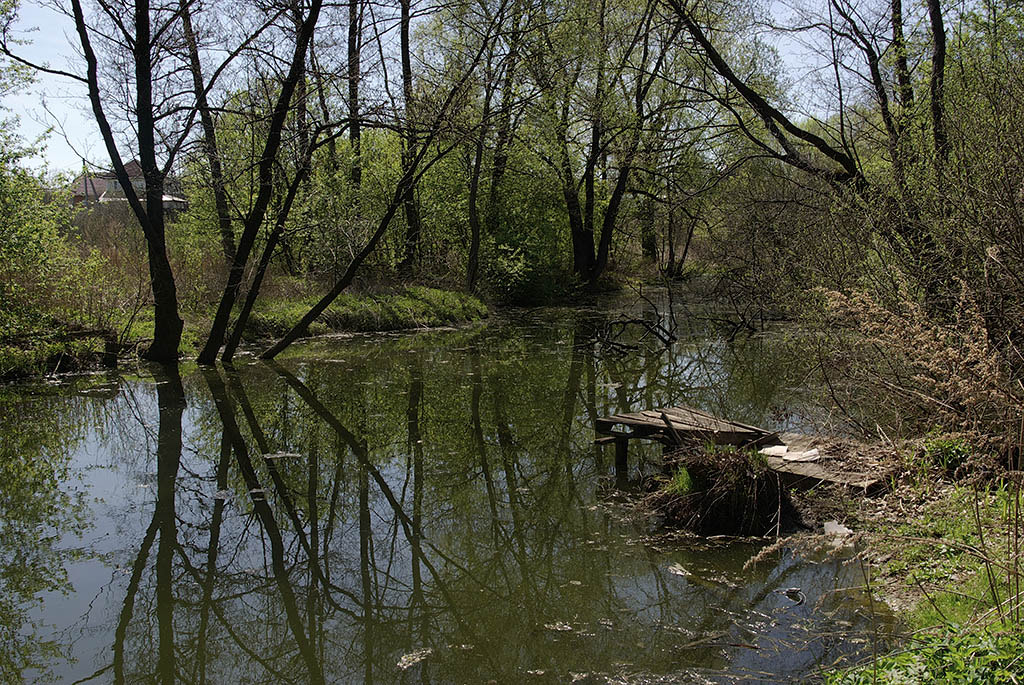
{"left": 1, "top": 285, "right": 487, "bottom": 380}
{"left": 0, "top": 329, "right": 110, "bottom": 380}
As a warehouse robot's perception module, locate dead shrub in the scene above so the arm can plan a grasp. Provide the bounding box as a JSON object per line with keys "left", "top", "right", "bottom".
{"left": 817, "top": 284, "right": 1022, "bottom": 450}
{"left": 645, "top": 442, "right": 793, "bottom": 536}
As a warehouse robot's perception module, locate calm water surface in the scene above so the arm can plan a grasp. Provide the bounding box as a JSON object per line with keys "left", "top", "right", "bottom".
{"left": 2, "top": 301, "right": 891, "bottom": 683}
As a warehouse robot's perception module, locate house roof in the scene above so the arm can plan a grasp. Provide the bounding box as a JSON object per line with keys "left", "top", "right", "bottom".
{"left": 71, "top": 160, "right": 146, "bottom": 198}
{"left": 71, "top": 160, "right": 187, "bottom": 208}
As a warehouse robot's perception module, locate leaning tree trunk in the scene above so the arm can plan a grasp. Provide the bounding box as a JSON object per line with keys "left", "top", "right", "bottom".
{"left": 197, "top": 0, "right": 323, "bottom": 364}
{"left": 927, "top": 0, "right": 948, "bottom": 192}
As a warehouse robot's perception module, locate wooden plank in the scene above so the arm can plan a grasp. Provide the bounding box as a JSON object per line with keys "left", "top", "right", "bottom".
{"left": 658, "top": 407, "right": 761, "bottom": 435}
{"left": 661, "top": 405, "right": 733, "bottom": 426}
{"left": 596, "top": 406, "right": 886, "bottom": 495}
{"left": 641, "top": 409, "right": 712, "bottom": 430}
{"left": 764, "top": 456, "right": 883, "bottom": 493}
{"left": 656, "top": 407, "right": 722, "bottom": 429}
{"left": 606, "top": 413, "right": 661, "bottom": 427}
{"left": 643, "top": 410, "right": 751, "bottom": 436}
{"left": 597, "top": 405, "right": 775, "bottom": 450}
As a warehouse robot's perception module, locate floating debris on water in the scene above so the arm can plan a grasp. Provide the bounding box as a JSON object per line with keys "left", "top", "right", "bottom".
{"left": 544, "top": 622, "right": 574, "bottom": 632}
{"left": 397, "top": 648, "right": 432, "bottom": 670}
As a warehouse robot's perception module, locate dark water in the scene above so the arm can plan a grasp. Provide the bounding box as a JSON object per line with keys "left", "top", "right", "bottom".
{"left": 2, "top": 302, "right": 891, "bottom": 684}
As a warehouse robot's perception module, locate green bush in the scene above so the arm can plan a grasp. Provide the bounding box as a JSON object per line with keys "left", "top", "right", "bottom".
{"left": 663, "top": 466, "right": 694, "bottom": 495}
{"left": 826, "top": 629, "right": 1024, "bottom": 684}
{"left": 0, "top": 131, "right": 76, "bottom": 334}
{"left": 923, "top": 434, "right": 973, "bottom": 474}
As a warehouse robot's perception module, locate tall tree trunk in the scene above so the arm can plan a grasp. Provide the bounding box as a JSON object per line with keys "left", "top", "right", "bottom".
{"left": 348, "top": 0, "right": 362, "bottom": 194}
{"left": 134, "top": 0, "right": 183, "bottom": 363}
{"left": 927, "top": 0, "right": 948, "bottom": 190}
{"left": 640, "top": 196, "right": 656, "bottom": 261}
{"left": 222, "top": 160, "right": 311, "bottom": 361}
{"left": 830, "top": 0, "right": 906, "bottom": 194}
{"left": 891, "top": 0, "right": 913, "bottom": 111}
{"left": 467, "top": 76, "right": 494, "bottom": 292}
{"left": 310, "top": 42, "right": 338, "bottom": 172}
{"left": 485, "top": 2, "right": 522, "bottom": 236}
{"left": 581, "top": 0, "right": 606, "bottom": 283}
{"left": 72, "top": 0, "right": 185, "bottom": 363}
{"left": 594, "top": 7, "right": 665, "bottom": 281}
{"left": 181, "top": 0, "right": 236, "bottom": 263}
{"left": 557, "top": 95, "right": 595, "bottom": 278}
{"left": 398, "top": 0, "right": 423, "bottom": 275}
{"left": 291, "top": 5, "right": 311, "bottom": 158}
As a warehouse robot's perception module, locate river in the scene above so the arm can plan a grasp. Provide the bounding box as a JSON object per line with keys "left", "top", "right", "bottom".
{"left": 1, "top": 297, "right": 892, "bottom": 683}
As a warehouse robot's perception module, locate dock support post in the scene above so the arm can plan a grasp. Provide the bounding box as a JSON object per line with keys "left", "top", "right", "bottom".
{"left": 614, "top": 438, "right": 628, "bottom": 479}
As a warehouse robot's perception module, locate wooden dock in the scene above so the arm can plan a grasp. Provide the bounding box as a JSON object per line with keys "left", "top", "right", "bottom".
{"left": 595, "top": 405, "right": 884, "bottom": 493}
{"left": 595, "top": 406, "right": 775, "bottom": 447}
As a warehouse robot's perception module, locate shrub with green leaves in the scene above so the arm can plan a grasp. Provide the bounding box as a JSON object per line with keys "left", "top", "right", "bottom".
{"left": 924, "top": 434, "right": 973, "bottom": 474}
{"left": 0, "top": 130, "right": 74, "bottom": 335}
{"left": 826, "top": 629, "right": 1024, "bottom": 684}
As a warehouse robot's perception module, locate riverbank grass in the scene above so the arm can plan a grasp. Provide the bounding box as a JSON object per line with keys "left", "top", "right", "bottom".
{"left": 826, "top": 445, "right": 1024, "bottom": 681}
{"left": 825, "top": 629, "right": 1024, "bottom": 684}
{"left": 0, "top": 310, "right": 113, "bottom": 380}
{"left": 244, "top": 286, "right": 488, "bottom": 340}
{"left": 1, "top": 287, "right": 488, "bottom": 380}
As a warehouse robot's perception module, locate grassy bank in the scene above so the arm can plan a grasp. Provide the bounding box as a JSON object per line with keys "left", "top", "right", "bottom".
{"left": 814, "top": 436, "right": 1024, "bottom": 681}
{"left": 243, "top": 286, "right": 488, "bottom": 340}
{"left": 0, "top": 312, "right": 115, "bottom": 381}
{"left": 0, "top": 287, "right": 487, "bottom": 380}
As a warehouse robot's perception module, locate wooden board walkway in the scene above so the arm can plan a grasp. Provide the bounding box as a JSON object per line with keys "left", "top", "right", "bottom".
{"left": 595, "top": 405, "right": 884, "bottom": 493}
{"left": 594, "top": 406, "right": 775, "bottom": 447}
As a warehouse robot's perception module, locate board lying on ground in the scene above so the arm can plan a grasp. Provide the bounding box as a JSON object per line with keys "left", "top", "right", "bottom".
{"left": 595, "top": 405, "right": 885, "bottom": 493}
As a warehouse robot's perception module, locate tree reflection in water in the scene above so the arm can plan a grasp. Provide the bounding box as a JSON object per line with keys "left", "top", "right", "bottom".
{"left": 25, "top": 307, "right": 893, "bottom": 683}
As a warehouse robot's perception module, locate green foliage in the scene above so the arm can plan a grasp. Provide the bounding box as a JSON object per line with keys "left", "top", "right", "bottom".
{"left": 482, "top": 240, "right": 578, "bottom": 304}
{"left": 924, "top": 434, "right": 973, "bottom": 474}
{"left": 0, "top": 332, "right": 106, "bottom": 380}
{"left": 867, "top": 483, "right": 1023, "bottom": 632}
{"left": 825, "top": 629, "right": 1024, "bottom": 685}
{"left": 0, "top": 129, "right": 75, "bottom": 333}
{"left": 164, "top": 216, "right": 226, "bottom": 313}
{"left": 828, "top": 485, "right": 1024, "bottom": 683}
{"left": 879, "top": 487, "right": 988, "bottom": 584}
{"left": 664, "top": 466, "right": 694, "bottom": 495}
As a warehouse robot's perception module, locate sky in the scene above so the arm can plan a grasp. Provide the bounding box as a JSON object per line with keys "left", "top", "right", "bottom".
{"left": 3, "top": 2, "right": 100, "bottom": 174}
